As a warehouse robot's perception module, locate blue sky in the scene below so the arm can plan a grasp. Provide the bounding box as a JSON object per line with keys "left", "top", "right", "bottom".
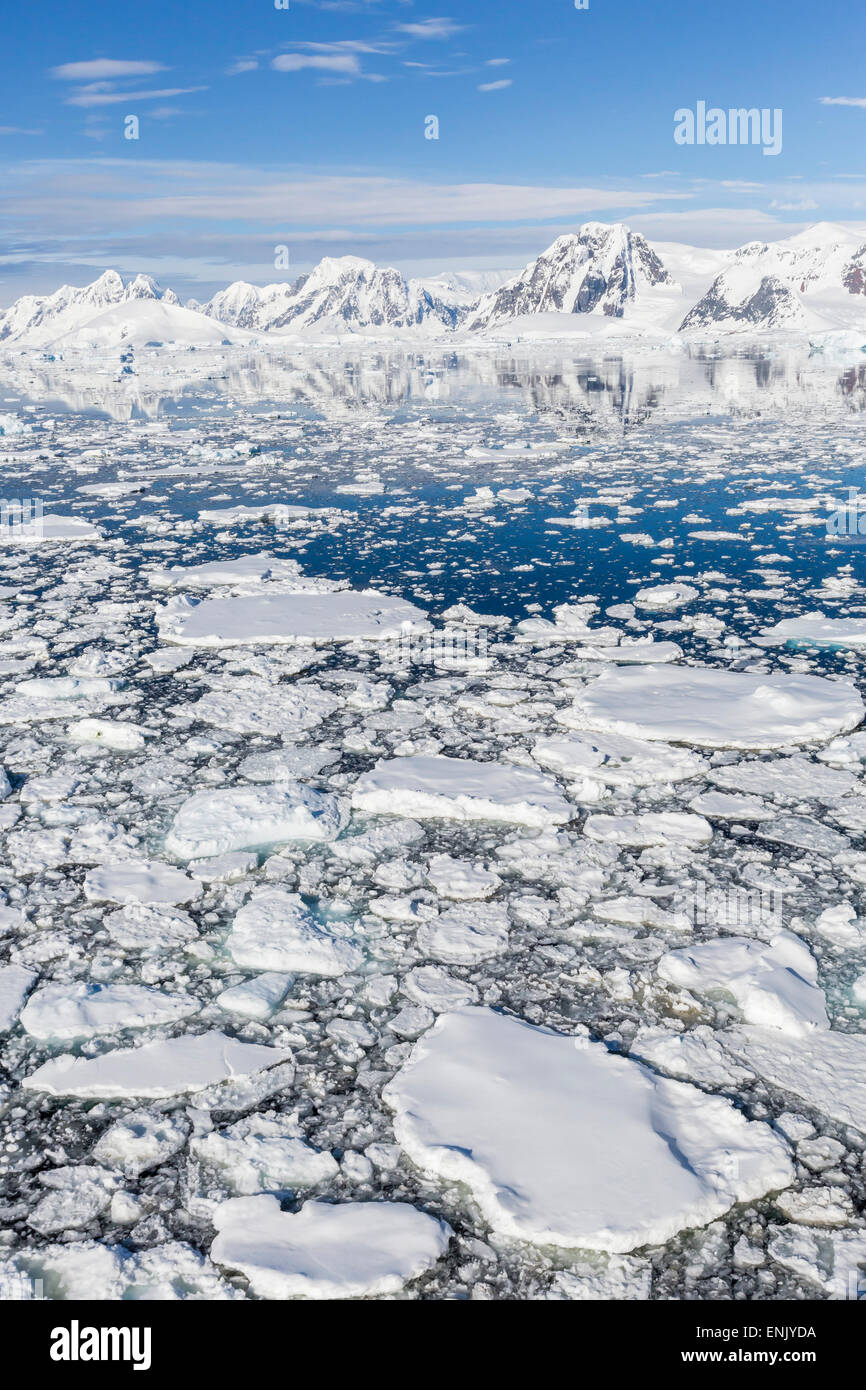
{"left": 1, "top": 0, "right": 864, "bottom": 303}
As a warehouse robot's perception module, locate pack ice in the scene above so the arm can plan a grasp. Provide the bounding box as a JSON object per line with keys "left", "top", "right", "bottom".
{"left": 165, "top": 782, "right": 347, "bottom": 859}
{"left": 384, "top": 1008, "right": 793, "bottom": 1251}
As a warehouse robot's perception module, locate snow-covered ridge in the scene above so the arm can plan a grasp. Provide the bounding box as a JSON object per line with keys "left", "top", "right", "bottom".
{"left": 2, "top": 220, "right": 865, "bottom": 347}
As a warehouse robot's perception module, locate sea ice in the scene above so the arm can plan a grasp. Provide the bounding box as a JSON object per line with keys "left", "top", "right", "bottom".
{"left": 165, "top": 782, "right": 347, "bottom": 859}
{"left": 384, "top": 1008, "right": 793, "bottom": 1251}
{"left": 658, "top": 933, "right": 828, "bottom": 1037}
{"left": 23, "top": 1031, "right": 292, "bottom": 1099}
{"left": 352, "top": 755, "right": 572, "bottom": 827}
{"left": 564, "top": 666, "right": 863, "bottom": 749}
{"left": 227, "top": 890, "right": 363, "bottom": 976}
{"left": 210, "top": 1196, "right": 452, "bottom": 1299}
{"left": 83, "top": 860, "right": 203, "bottom": 906}
{"left": 20, "top": 982, "right": 201, "bottom": 1040}
{"left": 157, "top": 590, "right": 430, "bottom": 648}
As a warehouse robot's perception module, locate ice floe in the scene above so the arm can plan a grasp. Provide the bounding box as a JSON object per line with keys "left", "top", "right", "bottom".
{"left": 227, "top": 890, "right": 363, "bottom": 976}
{"left": 158, "top": 590, "right": 430, "bottom": 648}
{"left": 165, "top": 782, "right": 347, "bottom": 859}
{"left": 564, "top": 666, "right": 864, "bottom": 749}
{"left": 658, "top": 933, "right": 828, "bottom": 1037}
{"left": 352, "top": 754, "right": 572, "bottom": 826}
{"left": 210, "top": 1196, "right": 452, "bottom": 1298}
{"left": 23, "top": 1031, "right": 291, "bottom": 1099}
{"left": 385, "top": 1007, "right": 793, "bottom": 1251}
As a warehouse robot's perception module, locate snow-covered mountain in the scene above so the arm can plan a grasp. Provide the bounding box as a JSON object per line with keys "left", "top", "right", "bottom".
{"left": 680, "top": 223, "right": 866, "bottom": 332}
{"left": 0, "top": 270, "right": 181, "bottom": 346}
{"left": 466, "top": 224, "right": 680, "bottom": 330}
{"left": 2, "top": 223, "right": 865, "bottom": 349}
{"left": 203, "top": 256, "right": 459, "bottom": 334}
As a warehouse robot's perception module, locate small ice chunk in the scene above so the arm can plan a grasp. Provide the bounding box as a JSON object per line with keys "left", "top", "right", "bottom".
{"left": 92, "top": 1109, "right": 191, "bottom": 1176}
{"left": 216, "top": 972, "right": 293, "bottom": 1019}
{"left": 760, "top": 612, "right": 866, "bottom": 651}
{"left": 658, "top": 933, "right": 828, "bottom": 1037}
{"left": 227, "top": 890, "right": 363, "bottom": 976}
{"left": 425, "top": 854, "right": 502, "bottom": 900}
{"left": 0, "top": 964, "right": 37, "bottom": 1031}
{"left": 20, "top": 982, "right": 201, "bottom": 1040}
{"left": 634, "top": 583, "right": 698, "bottom": 610}
{"left": 565, "top": 666, "right": 863, "bottom": 750}
{"left": 165, "top": 782, "right": 347, "bottom": 859}
{"left": 584, "top": 812, "right": 712, "bottom": 849}
{"left": 158, "top": 590, "right": 430, "bottom": 648}
{"left": 192, "top": 1114, "right": 338, "bottom": 1194}
{"left": 210, "top": 1196, "right": 451, "bottom": 1299}
{"left": 67, "top": 718, "right": 147, "bottom": 750}
{"left": 416, "top": 904, "right": 510, "bottom": 964}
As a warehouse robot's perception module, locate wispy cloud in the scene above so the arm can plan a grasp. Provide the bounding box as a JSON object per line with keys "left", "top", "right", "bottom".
{"left": 0, "top": 126, "right": 43, "bottom": 136}
{"left": 65, "top": 86, "right": 206, "bottom": 108}
{"left": 272, "top": 53, "right": 362, "bottom": 75}
{"left": 50, "top": 59, "right": 167, "bottom": 81}
{"left": 478, "top": 80, "right": 512, "bottom": 92}
{"left": 485, "top": 58, "right": 511, "bottom": 67}
{"left": 395, "top": 18, "right": 464, "bottom": 40}
{"left": 819, "top": 96, "right": 866, "bottom": 108}
{"left": 227, "top": 59, "right": 259, "bottom": 76}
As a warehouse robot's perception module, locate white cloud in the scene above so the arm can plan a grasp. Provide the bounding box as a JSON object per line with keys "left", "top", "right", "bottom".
{"left": 65, "top": 87, "right": 206, "bottom": 108}
{"left": 227, "top": 59, "right": 259, "bottom": 76}
{"left": 770, "top": 198, "right": 819, "bottom": 211}
{"left": 819, "top": 97, "right": 866, "bottom": 108}
{"left": 478, "top": 80, "right": 512, "bottom": 92}
{"left": 396, "top": 18, "right": 464, "bottom": 40}
{"left": 50, "top": 59, "right": 167, "bottom": 81}
{"left": 0, "top": 126, "right": 42, "bottom": 136}
{"left": 485, "top": 58, "right": 511, "bottom": 66}
{"left": 272, "top": 53, "right": 361, "bottom": 74}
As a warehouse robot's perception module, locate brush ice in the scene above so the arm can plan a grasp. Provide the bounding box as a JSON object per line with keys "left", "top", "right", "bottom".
{"left": 352, "top": 755, "right": 572, "bottom": 827}
{"left": 157, "top": 590, "right": 430, "bottom": 647}
{"left": 384, "top": 1008, "right": 792, "bottom": 1251}
{"left": 165, "top": 782, "right": 346, "bottom": 859}
{"left": 658, "top": 933, "right": 828, "bottom": 1037}
{"left": 210, "top": 1195, "right": 451, "bottom": 1299}
{"left": 760, "top": 612, "right": 866, "bottom": 650}
{"left": 227, "top": 890, "right": 363, "bottom": 976}
{"left": 20, "top": 982, "right": 201, "bottom": 1040}
{"left": 416, "top": 904, "right": 510, "bottom": 964}
{"left": 23, "top": 1031, "right": 291, "bottom": 1099}
{"left": 191, "top": 1114, "right": 338, "bottom": 1194}
{"left": 83, "top": 860, "right": 203, "bottom": 906}
{"left": 565, "top": 666, "right": 864, "bottom": 749}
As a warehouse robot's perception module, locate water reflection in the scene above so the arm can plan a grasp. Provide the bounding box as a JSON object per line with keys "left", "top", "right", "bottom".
{"left": 1, "top": 341, "right": 864, "bottom": 428}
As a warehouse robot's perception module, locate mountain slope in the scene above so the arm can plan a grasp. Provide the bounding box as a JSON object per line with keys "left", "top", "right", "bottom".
{"left": 680, "top": 223, "right": 866, "bottom": 332}
{"left": 0, "top": 270, "right": 179, "bottom": 346}
{"left": 204, "top": 256, "right": 458, "bottom": 334}
{"left": 467, "top": 224, "right": 681, "bottom": 331}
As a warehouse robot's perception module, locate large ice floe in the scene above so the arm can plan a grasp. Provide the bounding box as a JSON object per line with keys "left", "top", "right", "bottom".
{"left": 352, "top": 755, "right": 572, "bottom": 826}
{"left": 23, "top": 1032, "right": 291, "bottom": 1099}
{"left": 157, "top": 590, "right": 430, "bottom": 647}
{"left": 563, "top": 665, "right": 863, "bottom": 749}
{"left": 210, "top": 1196, "right": 452, "bottom": 1299}
{"left": 384, "top": 1008, "right": 794, "bottom": 1251}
